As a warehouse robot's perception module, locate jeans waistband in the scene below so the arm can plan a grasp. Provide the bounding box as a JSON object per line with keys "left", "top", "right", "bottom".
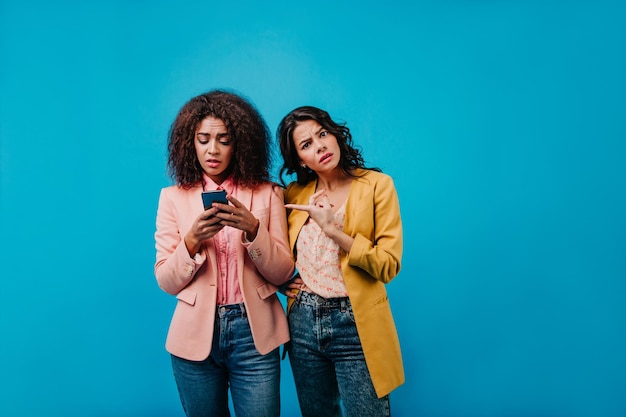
{"left": 297, "top": 291, "right": 350, "bottom": 309}
{"left": 216, "top": 302, "right": 246, "bottom": 318}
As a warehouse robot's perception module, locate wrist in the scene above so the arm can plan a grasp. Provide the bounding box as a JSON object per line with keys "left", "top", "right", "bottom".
{"left": 245, "top": 220, "right": 260, "bottom": 241}
{"left": 323, "top": 223, "right": 340, "bottom": 238}
{"left": 184, "top": 234, "right": 201, "bottom": 257}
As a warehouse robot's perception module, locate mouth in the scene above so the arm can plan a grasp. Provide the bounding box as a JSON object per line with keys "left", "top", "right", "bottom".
{"left": 319, "top": 153, "right": 333, "bottom": 163}
{"left": 206, "top": 159, "right": 221, "bottom": 168}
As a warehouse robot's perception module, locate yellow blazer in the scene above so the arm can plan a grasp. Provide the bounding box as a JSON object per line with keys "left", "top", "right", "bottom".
{"left": 285, "top": 169, "right": 404, "bottom": 398}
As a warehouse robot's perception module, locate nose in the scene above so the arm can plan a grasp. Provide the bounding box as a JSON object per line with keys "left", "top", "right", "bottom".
{"left": 207, "top": 139, "right": 218, "bottom": 154}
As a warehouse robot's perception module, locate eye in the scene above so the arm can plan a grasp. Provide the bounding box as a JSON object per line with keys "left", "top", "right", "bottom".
{"left": 196, "top": 133, "right": 209, "bottom": 145}
{"left": 218, "top": 134, "right": 231, "bottom": 145}
{"left": 301, "top": 141, "right": 311, "bottom": 150}
{"left": 320, "top": 130, "right": 328, "bottom": 137}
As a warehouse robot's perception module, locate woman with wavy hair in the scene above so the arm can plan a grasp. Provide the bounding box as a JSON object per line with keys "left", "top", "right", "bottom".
{"left": 278, "top": 106, "right": 404, "bottom": 417}
{"left": 154, "top": 90, "right": 294, "bottom": 417}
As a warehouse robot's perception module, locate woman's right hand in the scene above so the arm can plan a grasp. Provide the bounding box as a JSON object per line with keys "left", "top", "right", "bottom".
{"left": 184, "top": 207, "right": 225, "bottom": 256}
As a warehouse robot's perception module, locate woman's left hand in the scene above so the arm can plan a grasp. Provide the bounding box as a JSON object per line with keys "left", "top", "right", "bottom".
{"left": 284, "top": 277, "right": 304, "bottom": 299}
{"left": 214, "top": 195, "right": 260, "bottom": 241}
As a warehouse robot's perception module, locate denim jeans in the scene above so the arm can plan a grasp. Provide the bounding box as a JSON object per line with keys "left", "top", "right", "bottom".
{"left": 171, "top": 303, "right": 280, "bottom": 417}
{"left": 288, "top": 291, "right": 391, "bottom": 417}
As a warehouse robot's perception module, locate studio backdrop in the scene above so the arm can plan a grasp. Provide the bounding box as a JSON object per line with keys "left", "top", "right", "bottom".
{"left": 1, "top": 1, "right": 625, "bottom": 416}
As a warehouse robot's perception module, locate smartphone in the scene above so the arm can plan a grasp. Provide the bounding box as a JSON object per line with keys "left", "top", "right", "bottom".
{"left": 202, "top": 189, "right": 228, "bottom": 210}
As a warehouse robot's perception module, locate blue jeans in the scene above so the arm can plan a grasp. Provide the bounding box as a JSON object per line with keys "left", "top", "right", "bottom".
{"left": 288, "top": 291, "right": 391, "bottom": 417}
{"left": 171, "top": 303, "right": 280, "bottom": 417}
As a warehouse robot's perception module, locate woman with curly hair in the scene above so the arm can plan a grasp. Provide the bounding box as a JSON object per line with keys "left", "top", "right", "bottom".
{"left": 277, "top": 106, "right": 404, "bottom": 417}
{"left": 154, "top": 90, "right": 294, "bottom": 417}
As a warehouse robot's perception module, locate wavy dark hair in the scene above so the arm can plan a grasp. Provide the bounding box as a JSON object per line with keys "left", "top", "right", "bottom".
{"left": 277, "top": 106, "right": 379, "bottom": 186}
{"left": 167, "top": 90, "right": 271, "bottom": 189}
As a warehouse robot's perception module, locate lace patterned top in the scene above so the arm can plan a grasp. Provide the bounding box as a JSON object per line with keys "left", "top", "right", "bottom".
{"left": 295, "top": 203, "right": 348, "bottom": 298}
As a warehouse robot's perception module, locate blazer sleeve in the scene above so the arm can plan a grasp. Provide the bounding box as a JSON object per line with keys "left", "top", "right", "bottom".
{"left": 154, "top": 188, "right": 207, "bottom": 295}
{"left": 242, "top": 184, "right": 295, "bottom": 285}
{"left": 347, "top": 174, "right": 403, "bottom": 284}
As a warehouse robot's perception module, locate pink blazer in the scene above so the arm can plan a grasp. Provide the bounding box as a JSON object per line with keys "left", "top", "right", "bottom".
{"left": 154, "top": 182, "right": 294, "bottom": 360}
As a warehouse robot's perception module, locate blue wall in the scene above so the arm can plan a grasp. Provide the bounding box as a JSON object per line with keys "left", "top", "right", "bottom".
{"left": 1, "top": 1, "right": 625, "bottom": 416}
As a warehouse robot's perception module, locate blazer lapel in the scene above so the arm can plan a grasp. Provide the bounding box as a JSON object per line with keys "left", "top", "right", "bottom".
{"left": 235, "top": 187, "right": 252, "bottom": 282}
{"left": 287, "top": 181, "right": 317, "bottom": 252}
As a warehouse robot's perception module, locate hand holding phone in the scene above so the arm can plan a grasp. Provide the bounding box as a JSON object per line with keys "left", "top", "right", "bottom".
{"left": 202, "top": 190, "right": 228, "bottom": 210}
{"left": 185, "top": 190, "right": 228, "bottom": 254}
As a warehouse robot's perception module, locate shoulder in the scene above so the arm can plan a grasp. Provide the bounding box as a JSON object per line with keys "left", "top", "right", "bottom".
{"left": 353, "top": 169, "right": 394, "bottom": 188}
{"left": 247, "top": 181, "right": 282, "bottom": 194}
{"left": 285, "top": 180, "right": 312, "bottom": 203}
{"left": 160, "top": 183, "right": 199, "bottom": 197}
{"left": 242, "top": 181, "right": 286, "bottom": 202}
{"left": 285, "top": 181, "right": 306, "bottom": 194}
{"left": 158, "top": 184, "right": 201, "bottom": 206}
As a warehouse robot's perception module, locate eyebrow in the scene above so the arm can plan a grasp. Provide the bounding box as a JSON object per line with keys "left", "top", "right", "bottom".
{"left": 197, "top": 132, "right": 229, "bottom": 138}
{"left": 296, "top": 126, "right": 324, "bottom": 146}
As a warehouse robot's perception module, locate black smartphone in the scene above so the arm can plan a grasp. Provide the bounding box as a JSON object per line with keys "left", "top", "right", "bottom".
{"left": 202, "top": 190, "right": 228, "bottom": 210}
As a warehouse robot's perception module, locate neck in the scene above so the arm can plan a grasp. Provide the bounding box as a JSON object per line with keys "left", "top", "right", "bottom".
{"left": 316, "top": 169, "right": 351, "bottom": 191}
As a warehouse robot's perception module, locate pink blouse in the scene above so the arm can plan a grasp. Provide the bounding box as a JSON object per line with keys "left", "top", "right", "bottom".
{"left": 204, "top": 175, "right": 243, "bottom": 306}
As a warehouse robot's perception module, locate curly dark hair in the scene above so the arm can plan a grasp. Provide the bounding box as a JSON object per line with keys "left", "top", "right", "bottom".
{"left": 276, "top": 106, "right": 379, "bottom": 186}
{"left": 167, "top": 90, "right": 271, "bottom": 189}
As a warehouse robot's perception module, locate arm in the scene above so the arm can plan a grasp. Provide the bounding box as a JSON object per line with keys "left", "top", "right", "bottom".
{"left": 240, "top": 185, "right": 295, "bottom": 286}
{"left": 347, "top": 175, "right": 403, "bottom": 284}
{"left": 154, "top": 188, "right": 217, "bottom": 295}
{"left": 284, "top": 177, "right": 402, "bottom": 284}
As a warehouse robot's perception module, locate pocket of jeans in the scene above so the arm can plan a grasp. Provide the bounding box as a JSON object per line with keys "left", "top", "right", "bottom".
{"left": 344, "top": 303, "right": 356, "bottom": 323}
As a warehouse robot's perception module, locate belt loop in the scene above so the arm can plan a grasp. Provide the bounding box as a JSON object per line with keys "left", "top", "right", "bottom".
{"left": 240, "top": 302, "right": 247, "bottom": 318}
{"left": 340, "top": 298, "right": 347, "bottom": 313}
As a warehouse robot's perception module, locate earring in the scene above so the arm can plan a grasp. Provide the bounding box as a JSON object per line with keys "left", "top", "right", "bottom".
{"left": 300, "top": 163, "right": 306, "bottom": 168}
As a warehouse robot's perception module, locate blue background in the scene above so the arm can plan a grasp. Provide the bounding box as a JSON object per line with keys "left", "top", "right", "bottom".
{"left": 1, "top": 1, "right": 625, "bottom": 416}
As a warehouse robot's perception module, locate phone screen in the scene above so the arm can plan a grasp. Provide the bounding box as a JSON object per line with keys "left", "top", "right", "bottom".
{"left": 201, "top": 190, "right": 228, "bottom": 210}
